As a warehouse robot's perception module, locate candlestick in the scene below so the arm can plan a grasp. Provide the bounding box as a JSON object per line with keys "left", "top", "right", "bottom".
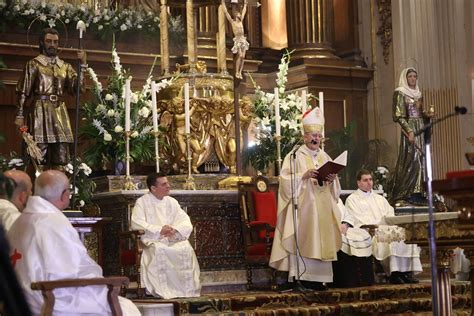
{"left": 301, "top": 90, "right": 307, "bottom": 114}
{"left": 183, "top": 133, "right": 196, "bottom": 190}
{"left": 274, "top": 87, "right": 280, "bottom": 137}
{"left": 125, "top": 79, "right": 131, "bottom": 132}
{"left": 123, "top": 131, "right": 135, "bottom": 190}
{"left": 275, "top": 135, "right": 282, "bottom": 175}
{"left": 151, "top": 81, "right": 158, "bottom": 132}
{"left": 154, "top": 130, "right": 160, "bottom": 173}
{"left": 184, "top": 82, "right": 190, "bottom": 134}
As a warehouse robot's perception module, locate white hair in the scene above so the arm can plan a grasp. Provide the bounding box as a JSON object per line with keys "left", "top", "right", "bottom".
{"left": 35, "top": 172, "right": 69, "bottom": 202}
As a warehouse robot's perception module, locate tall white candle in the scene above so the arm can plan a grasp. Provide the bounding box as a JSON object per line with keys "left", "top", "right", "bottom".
{"left": 125, "top": 78, "right": 131, "bottom": 132}
{"left": 274, "top": 87, "right": 280, "bottom": 137}
{"left": 151, "top": 81, "right": 158, "bottom": 132}
{"left": 184, "top": 82, "right": 190, "bottom": 134}
{"left": 318, "top": 91, "right": 324, "bottom": 115}
{"left": 319, "top": 91, "right": 325, "bottom": 139}
{"left": 301, "top": 90, "right": 307, "bottom": 114}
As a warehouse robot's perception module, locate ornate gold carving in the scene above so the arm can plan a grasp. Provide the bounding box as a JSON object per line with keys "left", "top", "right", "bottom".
{"left": 156, "top": 74, "right": 252, "bottom": 174}
{"left": 402, "top": 219, "right": 474, "bottom": 241}
{"left": 376, "top": 0, "right": 392, "bottom": 65}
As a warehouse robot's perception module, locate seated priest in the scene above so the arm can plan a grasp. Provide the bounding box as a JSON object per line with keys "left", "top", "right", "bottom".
{"left": 0, "top": 170, "right": 33, "bottom": 232}
{"left": 345, "top": 169, "right": 422, "bottom": 284}
{"left": 131, "top": 172, "right": 201, "bottom": 299}
{"left": 8, "top": 170, "right": 140, "bottom": 315}
{"left": 332, "top": 199, "right": 374, "bottom": 288}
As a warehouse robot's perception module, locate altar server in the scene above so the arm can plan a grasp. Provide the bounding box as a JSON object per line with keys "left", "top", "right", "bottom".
{"left": 131, "top": 172, "right": 201, "bottom": 299}
{"left": 345, "top": 169, "right": 422, "bottom": 284}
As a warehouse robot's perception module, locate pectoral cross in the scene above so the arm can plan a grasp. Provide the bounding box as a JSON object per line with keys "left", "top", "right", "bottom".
{"left": 10, "top": 248, "right": 22, "bottom": 268}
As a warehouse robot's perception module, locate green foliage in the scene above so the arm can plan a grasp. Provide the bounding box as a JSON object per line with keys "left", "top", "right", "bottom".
{"left": 326, "top": 121, "right": 392, "bottom": 189}
{"left": 80, "top": 45, "right": 175, "bottom": 170}
{"left": 65, "top": 158, "right": 96, "bottom": 209}
{"left": 0, "top": 1, "right": 184, "bottom": 43}
{"left": 244, "top": 50, "right": 309, "bottom": 173}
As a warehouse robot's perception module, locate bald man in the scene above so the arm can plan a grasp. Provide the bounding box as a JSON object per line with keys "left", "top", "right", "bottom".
{"left": 0, "top": 170, "right": 32, "bottom": 231}
{"left": 8, "top": 170, "right": 140, "bottom": 315}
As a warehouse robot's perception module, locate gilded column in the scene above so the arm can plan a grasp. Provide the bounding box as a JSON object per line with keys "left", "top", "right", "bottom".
{"left": 285, "top": 0, "right": 337, "bottom": 59}
{"left": 160, "top": 0, "right": 170, "bottom": 75}
{"left": 218, "top": 3, "right": 227, "bottom": 74}
{"left": 186, "top": 0, "right": 197, "bottom": 71}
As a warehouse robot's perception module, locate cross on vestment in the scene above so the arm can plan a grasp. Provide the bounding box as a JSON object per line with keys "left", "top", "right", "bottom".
{"left": 10, "top": 248, "right": 22, "bottom": 268}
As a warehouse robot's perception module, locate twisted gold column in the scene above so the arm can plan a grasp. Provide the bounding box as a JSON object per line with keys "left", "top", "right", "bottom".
{"left": 160, "top": 0, "right": 170, "bottom": 75}
{"left": 186, "top": 0, "right": 197, "bottom": 72}
{"left": 217, "top": 3, "right": 228, "bottom": 74}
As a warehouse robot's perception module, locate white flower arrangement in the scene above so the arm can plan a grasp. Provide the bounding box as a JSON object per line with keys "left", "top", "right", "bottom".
{"left": 1, "top": 1, "right": 184, "bottom": 41}
{"left": 245, "top": 50, "right": 312, "bottom": 172}
{"left": 81, "top": 46, "right": 176, "bottom": 169}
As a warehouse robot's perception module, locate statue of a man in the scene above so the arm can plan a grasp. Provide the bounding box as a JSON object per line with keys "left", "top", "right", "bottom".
{"left": 222, "top": 0, "right": 248, "bottom": 79}
{"left": 15, "top": 28, "right": 87, "bottom": 170}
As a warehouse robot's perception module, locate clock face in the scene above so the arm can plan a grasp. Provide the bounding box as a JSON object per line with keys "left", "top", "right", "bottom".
{"left": 256, "top": 179, "right": 267, "bottom": 192}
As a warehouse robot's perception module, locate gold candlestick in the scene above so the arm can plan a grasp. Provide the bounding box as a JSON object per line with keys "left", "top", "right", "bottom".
{"left": 123, "top": 131, "right": 135, "bottom": 190}
{"left": 275, "top": 135, "right": 282, "bottom": 176}
{"left": 183, "top": 132, "right": 196, "bottom": 190}
{"left": 153, "top": 130, "right": 160, "bottom": 173}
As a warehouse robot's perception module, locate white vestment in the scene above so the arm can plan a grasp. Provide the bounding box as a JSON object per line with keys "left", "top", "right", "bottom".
{"left": 269, "top": 146, "right": 342, "bottom": 283}
{"left": 8, "top": 196, "right": 140, "bottom": 316}
{"left": 345, "top": 189, "right": 422, "bottom": 273}
{"left": 131, "top": 193, "right": 201, "bottom": 299}
{"left": 0, "top": 199, "right": 21, "bottom": 232}
{"left": 337, "top": 199, "right": 372, "bottom": 258}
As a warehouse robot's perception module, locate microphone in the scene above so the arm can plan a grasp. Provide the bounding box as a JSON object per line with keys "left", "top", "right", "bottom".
{"left": 455, "top": 106, "right": 467, "bottom": 115}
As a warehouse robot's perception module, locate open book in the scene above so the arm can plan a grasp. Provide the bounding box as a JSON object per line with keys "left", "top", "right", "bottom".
{"left": 316, "top": 150, "right": 347, "bottom": 183}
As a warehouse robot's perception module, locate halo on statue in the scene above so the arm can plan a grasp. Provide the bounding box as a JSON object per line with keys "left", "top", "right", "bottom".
{"left": 27, "top": 15, "right": 69, "bottom": 54}
{"left": 397, "top": 57, "right": 419, "bottom": 75}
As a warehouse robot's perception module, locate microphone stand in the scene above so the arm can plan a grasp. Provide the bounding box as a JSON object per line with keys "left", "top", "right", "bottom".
{"left": 415, "top": 107, "right": 466, "bottom": 316}
{"left": 71, "top": 21, "right": 86, "bottom": 210}
{"left": 288, "top": 146, "right": 308, "bottom": 292}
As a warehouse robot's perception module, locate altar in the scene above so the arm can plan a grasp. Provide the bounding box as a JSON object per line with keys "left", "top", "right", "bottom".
{"left": 92, "top": 188, "right": 244, "bottom": 276}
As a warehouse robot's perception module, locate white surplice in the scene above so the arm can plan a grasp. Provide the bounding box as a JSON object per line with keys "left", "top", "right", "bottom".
{"left": 337, "top": 199, "right": 372, "bottom": 258}
{"left": 269, "top": 146, "right": 342, "bottom": 283}
{"left": 0, "top": 199, "right": 21, "bottom": 232}
{"left": 345, "top": 189, "right": 422, "bottom": 273}
{"left": 7, "top": 196, "right": 140, "bottom": 316}
{"left": 131, "top": 193, "right": 201, "bottom": 299}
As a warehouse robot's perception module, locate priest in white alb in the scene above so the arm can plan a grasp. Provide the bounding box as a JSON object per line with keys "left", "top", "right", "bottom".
{"left": 131, "top": 172, "right": 201, "bottom": 299}
{"left": 345, "top": 169, "right": 422, "bottom": 284}
{"left": 8, "top": 170, "right": 140, "bottom": 315}
{"left": 269, "top": 107, "right": 342, "bottom": 290}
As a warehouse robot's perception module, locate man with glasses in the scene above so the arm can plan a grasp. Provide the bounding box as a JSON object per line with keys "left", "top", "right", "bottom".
{"left": 8, "top": 170, "right": 140, "bottom": 315}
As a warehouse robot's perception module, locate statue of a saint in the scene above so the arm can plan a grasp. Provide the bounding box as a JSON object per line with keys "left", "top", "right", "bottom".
{"left": 15, "top": 28, "right": 87, "bottom": 170}
{"left": 222, "top": 0, "right": 248, "bottom": 79}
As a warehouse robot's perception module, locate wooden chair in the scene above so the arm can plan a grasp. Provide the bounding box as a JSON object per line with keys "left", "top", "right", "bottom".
{"left": 118, "top": 229, "right": 145, "bottom": 298}
{"left": 31, "top": 276, "right": 129, "bottom": 316}
{"left": 238, "top": 176, "right": 279, "bottom": 290}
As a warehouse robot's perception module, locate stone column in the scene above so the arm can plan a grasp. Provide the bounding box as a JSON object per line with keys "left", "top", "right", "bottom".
{"left": 160, "top": 0, "right": 170, "bottom": 75}
{"left": 218, "top": 3, "right": 227, "bottom": 74}
{"left": 285, "top": 0, "right": 337, "bottom": 59}
{"left": 186, "top": 0, "right": 197, "bottom": 71}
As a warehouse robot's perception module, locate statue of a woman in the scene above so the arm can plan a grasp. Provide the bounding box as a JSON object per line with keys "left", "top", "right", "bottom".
{"left": 388, "top": 68, "right": 434, "bottom": 204}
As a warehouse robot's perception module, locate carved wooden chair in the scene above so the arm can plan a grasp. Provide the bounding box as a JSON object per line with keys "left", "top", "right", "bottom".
{"left": 238, "top": 176, "right": 279, "bottom": 290}
{"left": 118, "top": 229, "right": 145, "bottom": 298}
{"left": 31, "top": 276, "right": 129, "bottom": 316}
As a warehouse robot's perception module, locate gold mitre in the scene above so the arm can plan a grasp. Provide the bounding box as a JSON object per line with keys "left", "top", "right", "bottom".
{"left": 302, "top": 106, "right": 324, "bottom": 133}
